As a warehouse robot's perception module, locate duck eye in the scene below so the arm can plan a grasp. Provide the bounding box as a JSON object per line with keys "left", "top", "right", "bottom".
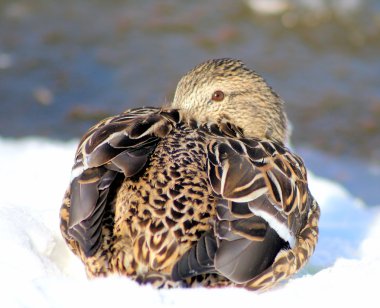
{"left": 211, "top": 90, "right": 225, "bottom": 102}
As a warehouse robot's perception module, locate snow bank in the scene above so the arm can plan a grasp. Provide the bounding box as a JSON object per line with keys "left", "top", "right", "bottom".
{"left": 0, "top": 137, "right": 379, "bottom": 307}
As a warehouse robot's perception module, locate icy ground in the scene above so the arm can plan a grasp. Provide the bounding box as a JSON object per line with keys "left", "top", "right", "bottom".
{"left": 0, "top": 137, "right": 379, "bottom": 307}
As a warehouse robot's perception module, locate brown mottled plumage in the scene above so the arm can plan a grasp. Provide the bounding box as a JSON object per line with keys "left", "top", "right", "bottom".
{"left": 60, "top": 58, "right": 320, "bottom": 290}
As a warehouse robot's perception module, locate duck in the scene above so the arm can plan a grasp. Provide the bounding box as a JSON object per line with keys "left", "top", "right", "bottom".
{"left": 60, "top": 58, "right": 320, "bottom": 290}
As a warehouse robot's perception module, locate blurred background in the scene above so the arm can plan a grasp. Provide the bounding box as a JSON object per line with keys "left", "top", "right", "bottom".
{"left": 0, "top": 0, "right": 379, "bottom": 204}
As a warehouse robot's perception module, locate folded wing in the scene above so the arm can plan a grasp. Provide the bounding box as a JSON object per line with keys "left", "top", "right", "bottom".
{"left": 67, "top": 107, "right": 180, "bottom": 257}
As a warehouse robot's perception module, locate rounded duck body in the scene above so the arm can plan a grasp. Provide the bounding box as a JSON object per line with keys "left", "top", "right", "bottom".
{"left": 60, "top": 58, "right": 320, "bottom": 290}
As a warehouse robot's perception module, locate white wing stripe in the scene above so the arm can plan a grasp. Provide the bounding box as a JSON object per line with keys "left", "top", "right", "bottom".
{"left": 249, "top": 208, "right": 295, "bottom": 248}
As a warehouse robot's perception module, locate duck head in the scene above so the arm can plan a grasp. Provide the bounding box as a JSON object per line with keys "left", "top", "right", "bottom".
{"left": 171, "top": 58, "right": 288, "bottom": 144}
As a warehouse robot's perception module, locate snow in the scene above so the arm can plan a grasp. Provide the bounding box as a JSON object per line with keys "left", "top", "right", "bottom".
{"left": 0, "top": 136, "right": 379, "bottom": 307}
{"left": 246, "top": 0, "right": 362, "bottom": 15}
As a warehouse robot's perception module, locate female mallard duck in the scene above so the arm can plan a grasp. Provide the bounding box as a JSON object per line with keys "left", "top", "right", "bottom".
{"left": 60, "top": 58, "right": 320, "bottom": 290}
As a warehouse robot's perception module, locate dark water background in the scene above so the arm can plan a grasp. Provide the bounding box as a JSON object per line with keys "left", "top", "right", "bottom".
{"left": 0, "top": 0, "right": 379, "bottom": 204}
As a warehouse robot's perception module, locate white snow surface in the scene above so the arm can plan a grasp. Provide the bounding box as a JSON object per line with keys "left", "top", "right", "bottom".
{"left": 0, "top": 136, "right": 379, "bottom": 308}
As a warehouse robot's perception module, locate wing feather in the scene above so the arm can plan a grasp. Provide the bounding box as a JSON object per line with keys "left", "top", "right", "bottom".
{"left": 65, "top": 107, "right": 180, "bottom": 257}
{"left": 205, "top": 135, "right": 318, "bottom": 288}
